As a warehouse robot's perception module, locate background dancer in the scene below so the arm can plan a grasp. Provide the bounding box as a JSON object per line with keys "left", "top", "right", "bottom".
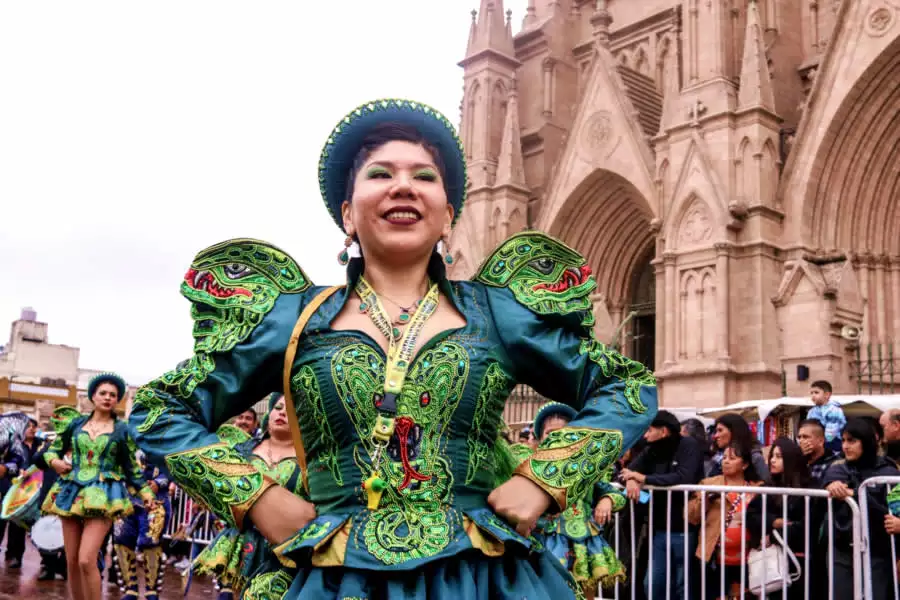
{"left": 41, "top": 372, "right": 156, "bottom": 600}
{"left": 529, "top": 401, "right": 626, "bottom": 600}
{"left": 111, "top": 445, "right": 171, "bottom": 600}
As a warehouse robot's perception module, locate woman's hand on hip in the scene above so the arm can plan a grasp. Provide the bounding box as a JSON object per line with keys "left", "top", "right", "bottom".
{"left": 488, "top": 475, "right": 553, "bottom": 537}
{"left": 248, "top": 485, "right": 317, "bottom": 544}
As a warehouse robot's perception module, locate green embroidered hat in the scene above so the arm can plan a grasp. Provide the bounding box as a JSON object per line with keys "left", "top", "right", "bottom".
{"left": 87, "top": 372, "right": 127, "bottom": 402}
{"left": 533, "top": 401, "right": 578, "bottom": 439}
{"left": 318, "top": 98, "right": 468, "bottom": 231}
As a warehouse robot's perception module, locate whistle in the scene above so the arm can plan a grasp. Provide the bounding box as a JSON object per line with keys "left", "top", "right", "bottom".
{"left": 363, "top": 475, "right": 387, "bottom": 510}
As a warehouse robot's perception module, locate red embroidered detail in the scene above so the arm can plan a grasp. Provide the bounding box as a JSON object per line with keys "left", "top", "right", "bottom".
{"left": 533, "top": 265, "right": 592, "bottom": 293}
{"left": 393, "top": 416, "right": 429, "bottom": 490}
{"left": 183, "top": 269, "right": 251, "bottom": 299}
{"left": 87, "top": 450, "right": 94, "bottom": 462}
{"left": 419, "top": 392, "right": 431, "bottom": 407}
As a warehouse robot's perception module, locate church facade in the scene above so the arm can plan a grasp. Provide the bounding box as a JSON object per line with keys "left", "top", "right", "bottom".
{"left": 449, "top": 0, "right": 900, "bottom": 407}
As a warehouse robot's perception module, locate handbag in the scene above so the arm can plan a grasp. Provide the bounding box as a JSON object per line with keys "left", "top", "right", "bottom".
{"left": 747, "top": 530, "right": 802, "bottom": 596}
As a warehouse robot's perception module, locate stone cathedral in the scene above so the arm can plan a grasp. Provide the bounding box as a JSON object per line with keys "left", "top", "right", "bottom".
{"left": 447, "top": 0, "right": 900, "bottom": 407}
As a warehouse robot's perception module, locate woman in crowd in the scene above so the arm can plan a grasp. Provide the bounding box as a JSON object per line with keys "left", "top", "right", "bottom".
{"left": 41, "top": 372, "right": 155, "bottom": 600}
{"left": 746, "top": 437, "right": 817, "bottom": 599}
{"left": 129, "top": 98, "right": 656, "bottom": 599}
{"left": 688, "top": 441, "right": 764, "bottom": 599}
{"left": 709, "top": 414, "right": 769, "bottom": 482}
{"left": 823, "top": 417, "right": 899, "bottom": 600}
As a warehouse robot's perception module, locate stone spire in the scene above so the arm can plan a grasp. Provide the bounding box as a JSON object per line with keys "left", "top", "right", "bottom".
{"left": 591, "top": 0, "right": 613, "bottom": 48}
{"left": 495, "top": 77, "right": 527, "bottom": 189}
{"left": 466, "top": 0, "right": 514, "bottom": 58}
{"left": 738, "top": 0, "right": 776, "bottom": 112}
{"left": 522, "top": 0, "right": 537, "bottom": 29}
{"left": 466, "top": 9, "right": 478, "bottom": 56}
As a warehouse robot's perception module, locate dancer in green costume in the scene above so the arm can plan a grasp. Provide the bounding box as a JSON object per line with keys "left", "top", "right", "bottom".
{"left": 129, "top": 98, "right": 657, "bottom": 599}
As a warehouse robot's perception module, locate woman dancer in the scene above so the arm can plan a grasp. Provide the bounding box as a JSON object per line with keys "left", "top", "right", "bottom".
{"left": 129, "top": 98, "right": 656, "bottom": 599}
{"left": 530, "top": 402, "right": 626, "bottom": 599}
{"left": 42, "top": 372, "right": 155, "bottom": 600}
{"left": 193, "top": 393, "right": 304, "bottom": 599}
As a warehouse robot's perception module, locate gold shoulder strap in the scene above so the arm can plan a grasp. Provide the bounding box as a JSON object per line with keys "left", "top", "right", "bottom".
{"left": 282, "top": 285, "right": 341, "bottom": 494}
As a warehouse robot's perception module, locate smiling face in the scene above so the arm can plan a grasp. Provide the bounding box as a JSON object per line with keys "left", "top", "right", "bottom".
{"left": 341, "top": 140, "right": 453, "bottom": 265}
{"left": 92, "top": 382, "right": 119, "bottom": 414}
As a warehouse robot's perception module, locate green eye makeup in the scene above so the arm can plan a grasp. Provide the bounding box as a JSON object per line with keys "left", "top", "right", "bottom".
{"left": 366, "top": 165, "right": 391, "bottom": 178}
{"left": 414, "top": 169, "right": 438, "bottom": 181}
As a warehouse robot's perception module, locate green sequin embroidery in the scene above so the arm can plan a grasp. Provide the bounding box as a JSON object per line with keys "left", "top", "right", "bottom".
{"left": 465, "top": 362, "right": 513, "bottom": 484}
{"left": 293, "top": 365, "right": 342, "bottom": 486}
{"left": 331, "top": 342, "right": 468, "bottom": 565}
{"left": 164, "top": 443, "right": 267, "bottom": 521}
{"left": 579, "top": 336, "right": 655, "bottom": 414}
{"left": 474, "top": 231, "right": 596, "bottom": 320}
{"left": 532, "top": 428, "right": 623, "bottom": 506}
{"left": 134, "top": 238, "right": 310, "bottom": 433}
{"left": 242, "top": 569, "right": 294, "bottom": 600}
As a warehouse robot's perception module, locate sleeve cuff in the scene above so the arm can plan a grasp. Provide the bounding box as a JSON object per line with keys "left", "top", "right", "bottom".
{"left": 512, "top": 427, "right": 624, "bottom": 512}
{"left": 604, "top": 492, "right": 627, "bottom": 512}
{"left": 164, "top": 441, "right": 274, "bottom": 530}
{"left": 43, "top": 452, "right": 60, "bottom": 465}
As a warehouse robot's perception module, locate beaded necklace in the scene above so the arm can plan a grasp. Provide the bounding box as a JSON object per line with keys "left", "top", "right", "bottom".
{"left": 354, "top": 276, "right": 441, "bottom": 509}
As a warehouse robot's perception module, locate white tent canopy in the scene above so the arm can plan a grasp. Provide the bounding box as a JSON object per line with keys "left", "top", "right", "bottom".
{"left": 697, "top": 395, "right": 900, "bottom": 422}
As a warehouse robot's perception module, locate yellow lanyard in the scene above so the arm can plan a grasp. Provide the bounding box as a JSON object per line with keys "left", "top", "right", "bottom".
{"left": 354, "top": 277, "right": 440, "bottom": 509}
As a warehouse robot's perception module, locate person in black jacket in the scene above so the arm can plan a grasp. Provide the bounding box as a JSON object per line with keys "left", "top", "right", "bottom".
{"left": 619, "top": 410, "right": 705, "bottom": 600}
{"left": 823, "top": 417, "right": 899, "bottom": 600}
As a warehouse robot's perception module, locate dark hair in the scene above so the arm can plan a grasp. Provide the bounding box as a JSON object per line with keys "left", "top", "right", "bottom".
{"left": 798, "top": 418, "right": 826, "bottom": 436}
{"left": 842, "top": 417, "right": 879, "bottom": 467}
{"left": 344, "top": 123, "right": 448, "bottom": 205}
{"left": 859, "top": 415, "right": 884, "bottom": 442}
{"left": 723, "top": 440, "right": 762, "bottom": 482}
{"left": 715, "top": 413, "right": 757, "bottom": 450}
{"left": 681, "top": 418, "right": 712, "bottom": 457}
{"left": 810, "top": 380, "right": 833, "bottom": 394}
{"left": 769, "top": 437, "right": 811, "bottom": 488}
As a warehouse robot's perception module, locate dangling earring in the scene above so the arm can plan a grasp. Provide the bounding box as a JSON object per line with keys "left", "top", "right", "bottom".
{"left": 441, "top": 235, "right": 454, "bottom": 265}
{"left": 338, "top": 236, "right": 352, "bottom": 266}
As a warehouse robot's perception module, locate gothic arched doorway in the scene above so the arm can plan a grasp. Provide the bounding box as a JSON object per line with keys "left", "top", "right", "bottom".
{"left": 628, "top": 253, "right": 656, "bottom": 371}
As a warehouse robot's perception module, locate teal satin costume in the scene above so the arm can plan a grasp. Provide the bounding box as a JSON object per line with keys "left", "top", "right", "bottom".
{"left": 42, "top": 416, "right": 153, "bottom": 520}
{"left": 128, "top": 231, "right": 658, "bottom": 599}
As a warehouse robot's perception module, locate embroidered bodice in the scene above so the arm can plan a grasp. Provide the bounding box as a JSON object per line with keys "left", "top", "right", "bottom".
{"left": 44, "top": 416, "right": 152, "bottom": 498}
{"left": 130, "top": 232, "right": 657, "bottom": 571}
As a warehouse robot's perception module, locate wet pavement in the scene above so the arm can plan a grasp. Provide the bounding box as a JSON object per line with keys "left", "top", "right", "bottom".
{"left": 0, "top": 544, "right": 216, "bottom": 599}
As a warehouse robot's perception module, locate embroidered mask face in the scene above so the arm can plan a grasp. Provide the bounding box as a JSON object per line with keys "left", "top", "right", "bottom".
{"left": 341, "top": 140, "right": 453, "bottom": 265}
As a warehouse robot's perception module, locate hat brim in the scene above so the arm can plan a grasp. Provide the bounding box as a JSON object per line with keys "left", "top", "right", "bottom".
{"left": 318, "top": 99, "right": 468, "bottom": 232}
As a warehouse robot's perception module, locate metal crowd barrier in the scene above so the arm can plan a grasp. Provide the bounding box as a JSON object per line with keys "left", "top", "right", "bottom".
{"left": 597, "top": 483, "right": 863, "bottom": 600}
{"left": 162, "top": 486, "right": 217, "bottom": 545}
{"left": 858, "top": 475, "right": 900, "bottom": 600}
{"left": 160, "top": 480, "right": 897, "bottom": 599}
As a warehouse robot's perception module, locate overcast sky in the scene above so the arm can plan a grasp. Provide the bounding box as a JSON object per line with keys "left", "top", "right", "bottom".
{"left": 1, "top": 1, "right": 528, "bottom": 385}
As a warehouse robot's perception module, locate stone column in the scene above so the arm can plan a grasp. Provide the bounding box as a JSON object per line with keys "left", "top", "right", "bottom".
{"left": 664, "top": 251, "right": 677, "bottom": 365}
{"left": 715, "top": 243, "right": 731, "bottom": 359}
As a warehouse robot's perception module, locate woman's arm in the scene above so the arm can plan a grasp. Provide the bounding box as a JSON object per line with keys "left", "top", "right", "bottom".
{"left": 127, "top": 238, "right": 313, "bottom": 530}
{"left": 480, "top": 233, "right": 657, "bottom": 511}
